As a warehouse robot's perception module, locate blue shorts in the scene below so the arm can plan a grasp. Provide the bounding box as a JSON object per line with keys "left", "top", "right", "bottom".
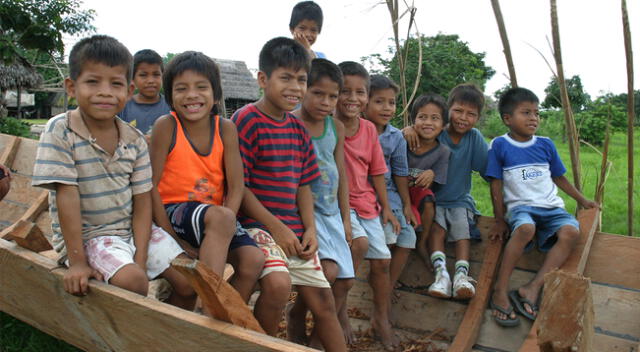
{"left": 164, "top": 202, "right": 256, "bottom": 251}
{"left": 350, "top": 209, "right": 391, "bottom": 260}
{"left": 315, "top": 211, "right": 354, "bottom": 279}
{"left": 507, "top": 205, "right": 579, "bottom": 252}
{"left": 384, "top": 208, "right": 417, "bottom": 249}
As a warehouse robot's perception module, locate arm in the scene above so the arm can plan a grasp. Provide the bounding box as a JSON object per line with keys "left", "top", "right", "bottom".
{"left": 372, "top": 174, "right": 400, "bottom": 234}
{"left": 0, "top": 163, "right": 11, "bottom": 201}
{"left": 553, "top": 176, "right": 599, "bottom": 209}
{"left": 414, "top": 169, "right": 435, "bottom": 189}
{"left": 131, "top": 191, "right": 152, "bottom": 273}
{"left": 401, "top": 125, "right": 420, "bottom": 151}
{"left": 56, "top": 184, "right": 103, "bottom": 295}
{"left": 334, "top": 118, "right": 353, "bottom": 245}
{"left": 220, "top": 119, "right": 244, "bottom": 214}
{"left": 489, "top": 178, "right": 509, "bottom": 241}
{"left": 297, "top": 184, "right": 318, "bottom": 260}
{"left": 394, "top": 175, "right": 417, "bottom": 227}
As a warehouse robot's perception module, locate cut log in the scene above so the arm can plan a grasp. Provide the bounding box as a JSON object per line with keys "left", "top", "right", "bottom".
{"left": 10, "top": 220, "right": 52, "bottom": 252}
{"left": 537, "top": 270, "right": 594, "bottom": 352}
{"left": 171, "top": 258, "right": 265, "bottom": 334}
{"left": 1, "top": 190, "right": 48, "bottom": 240}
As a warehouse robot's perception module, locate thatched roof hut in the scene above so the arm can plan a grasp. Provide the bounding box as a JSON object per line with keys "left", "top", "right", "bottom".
{"left": 215, "top": 58, "right": 259, "bottom": 117}
{"left": 0, "top": 64, "right": 43, "bottom": 92}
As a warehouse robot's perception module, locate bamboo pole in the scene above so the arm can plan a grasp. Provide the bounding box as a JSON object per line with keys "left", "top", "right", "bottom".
{"left": 386, "top": 0, "right": 410, "bottom": 127}
{"left": 622, "top": 0, "right": 634, "bottom": 236}
{"left": 550, "top": 0, "right": 582, "bottom": 192}
{"left": 490, "top": 0, "right": 518, "bottom": 88}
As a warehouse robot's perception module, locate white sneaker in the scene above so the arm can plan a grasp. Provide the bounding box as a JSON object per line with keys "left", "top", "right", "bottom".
{"left": 428, "top": 268, "right": 452, "bottom": 298}
{"left": 453, "top": 272, "right": 477, "bottom": 300}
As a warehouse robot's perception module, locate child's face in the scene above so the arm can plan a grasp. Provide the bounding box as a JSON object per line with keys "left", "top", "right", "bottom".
{"left": 365, "top": 88, "right": 396, "bottom": 128}
{"left": 448, "top": 101, "right": 480, "bottom": 136}
{"left": 337, "top": 75, "right": 368, "bottom": 120}
{"left": 504, "top": 101, "right": 539, "bottom": 142}
{"left": 259, "top": 67, "right": 307, "bottom": 113}
{"left": 65, "top": 61, "right": 132, "bottom": 123}
{"left": 413, "top": 103, "right": 444, "bottom": 142}
{"left": 171, "top": 70, "right": 215, "bottom": 122}
{"left": 133, "top": 62, "right": 162, "bottom": 100}
{"left": 302, "top": 76, "right": 339, "bottom": 122}
{"left": 291, "top": 19, "right": 320, "bottom": 47}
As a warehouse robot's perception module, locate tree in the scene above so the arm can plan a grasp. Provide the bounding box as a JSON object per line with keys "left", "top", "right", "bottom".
{"left": 542, "top": 75, "right": 591, "bottom": 111}
{"left": 0, "top": 0, "right": 95, "bottom": 65}
{"left": 362, "top": 34, "right": 495, "bottom": 123}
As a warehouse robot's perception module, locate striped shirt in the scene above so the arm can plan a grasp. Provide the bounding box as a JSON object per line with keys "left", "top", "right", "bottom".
{"left": 232, "top": 104, "right": 320, "bottom": 237}
{"left": 32, "top": 111, "right": 152, "bottom": 262}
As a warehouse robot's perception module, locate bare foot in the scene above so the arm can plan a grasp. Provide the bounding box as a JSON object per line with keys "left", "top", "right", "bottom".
{"left": 518, "top": 285, "right": 541, "bottom": 318}
{"left": 339, "top": 305, "right": 357, "bottom": 345}
{"left": 371, "top": 317, "right": 400, "bottom": 351}
{"left": 285, "top": 301, "right": 308, "bottom": 345}
{"left": 491, "top": 290, "right": 517, "bottom": 321}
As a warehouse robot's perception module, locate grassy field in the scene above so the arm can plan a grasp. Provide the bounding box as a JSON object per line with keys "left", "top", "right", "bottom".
{"left": 471, "top": 131, "right": 639, "bottom": 236}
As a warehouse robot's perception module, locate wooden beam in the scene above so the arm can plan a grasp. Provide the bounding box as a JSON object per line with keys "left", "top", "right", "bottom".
{"left": 1, "top": 190, "right": 48, "bottom": 240}
{"left": 0, "top": 135, "right": 20, "bottom": 166}
{"left": 537, "top": 270, "right": 594, "bottom": 351}
{"left": 9, "top": 220, "right": 52, "bottom": 252}
{"left": 171, "top": 258, "right": 265, "bottom": 334}
{"left": 0, "top": 239, "right": 310, "bottom": 351}
{"left": 448, "top": 237, "right": 503, "bottom": 352}
{"left": 518, "top": 208, "right": 600, "bottom": 352}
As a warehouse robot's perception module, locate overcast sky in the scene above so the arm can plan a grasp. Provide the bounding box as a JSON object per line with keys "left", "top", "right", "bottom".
{"left": 67, "top": 0, "right": 639, "bottom": 101}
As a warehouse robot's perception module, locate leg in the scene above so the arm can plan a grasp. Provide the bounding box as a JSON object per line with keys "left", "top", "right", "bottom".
{"left": 227, "top": 245, "right": 264, "bottom": 302}
{"left": 160, "top": 257, "right": 197, "bottom": 310}
{"left": 109, "top": 263, "right": 149, "bottom": 296}
{"left": 416, "top": 202, "right": 435, "bottom": 269}
{"left": 389, "top": 246, "right": 410, "bottom": 300}
{"left": 369, "top": 258, "right": 398, "bottom": 349}
{"left": 332, "top": 278, "right": 355, "bottom": 344}
{"left": 454, "top": 239, "right": 470, "bottom": 262}
{"left": 297, "top": 285, "right": 347, "bottom": 352}
{"left": 200, "top": 206, "right": 236, "bottom": 276}
{"left": 428, "top": 222, "right": 446, "bottom": 255}
{"left": 350, "top": 236, "right": 368, "bottom": 275}
{"left": 492, "top": 224, "right": 535, "bottom": 321}
{"left": 254, "top": 271, "right": 291, "bottom": 336}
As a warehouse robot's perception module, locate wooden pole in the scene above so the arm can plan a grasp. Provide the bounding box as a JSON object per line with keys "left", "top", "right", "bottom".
{"left": 550, "top": 0, "right": 582, "bottom": 192}
{"left": 490, "top": 0, "right": 518, "bottom": 88}
{"left": 386, "top": 0, "right": 410, "bottom": 127}
{"left": 622, "top": 0, "right": 634, "bottom": 236}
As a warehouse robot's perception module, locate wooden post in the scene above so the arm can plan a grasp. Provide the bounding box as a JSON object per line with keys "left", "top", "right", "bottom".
{"left": 621, "top": 0, "right": 634, "bottom": 236}
{"left": 1, "top": 190, "right": 49, "bottom": 240}
{"left": 171, "top": 258, "right": 265, "bottom": 334}
{"left": 10, "top": 220, "right": 52, "bottom": 252}
{"left": 0, "top": 135, "right": 21, "bottom": 166}
{"left": 491, "top": 0, "right": 518, "bottom": 88}
{"left": 537, "top": 270, "right": 594, "bottom": 352}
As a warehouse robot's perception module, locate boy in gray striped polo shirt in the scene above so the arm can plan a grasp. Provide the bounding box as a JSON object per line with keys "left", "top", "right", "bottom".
{"left": 32, "top": 35, "right": 196, "bottom": 309}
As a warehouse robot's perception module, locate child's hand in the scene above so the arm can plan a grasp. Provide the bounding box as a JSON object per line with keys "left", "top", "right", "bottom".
{"left": 268, "top": 222, "right": 303, "bottom": 258}
{"left": 64, "top": 262, "right": 103, "bottom": 296}
{"left": 344, "top": 223, "right": 353, "bottom": 247}
{"left": 299, "top": 229, "right": 318, "bottom": 260}
{"left": 415, "top": 170, "right": 435, "bottom": 189}
{"left": 489, "top": 218, "right": 509, "bottom": 242}
{"left": 383, "top": 208, "right": 401, "bottom": 234}
{"left": 402, "top": 126, "right": 420, "bottom": 151}
{"left": 293, "top": 31, "right": 312, "bottom": 51}
{"left": 403, "top": 205, "right": 418, "bottom": 228}
{"left": 580, "top": 199, "right": 600, "bottom": 210}
{"left": 180, "top": 240, "right": 200, "bottom": 259}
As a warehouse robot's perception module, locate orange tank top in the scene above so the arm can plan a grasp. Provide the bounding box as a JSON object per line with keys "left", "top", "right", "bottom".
{"left": 158, "top": 112, "right": 225, "bottom": 205}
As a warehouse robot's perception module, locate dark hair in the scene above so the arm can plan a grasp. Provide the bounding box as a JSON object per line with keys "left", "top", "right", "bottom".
{"left": 308, "top": 58, "right": 343, "bottom": 89}
{"left": 289, "top": 1, "right": 323, "bottom": 32}
{"left": 447, "top": 83, "right": 485, "bottom": 115}
{"left": 68, "top": 35, "right": 132, "bottom": 82}
{"left": 337, "top": 61, "right": 370, "bottom": 91}
{"left": 259, "top": 37, "right": 310, "bottom": 77}
{"left": 133, "top": 49, "right": 163, "bottom": 76}
{"left": 163, "top": 51, "right": 223, "bottom": 115}
{"left": 498, "top": 87, "right": 539, "bottom": 120}
{"left": 410, "top": 94, "right": 448, "bottom": 124}
{"left": 369, "top": 74, "right": 399, "bottom": 97}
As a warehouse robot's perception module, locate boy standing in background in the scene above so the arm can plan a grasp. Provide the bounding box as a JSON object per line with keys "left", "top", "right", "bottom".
{"left": 289, "top": 1, "right": 326, "bottom": 59}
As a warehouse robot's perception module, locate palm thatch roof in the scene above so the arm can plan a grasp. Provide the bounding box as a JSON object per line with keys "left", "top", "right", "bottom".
{"left": 215, "top": 59, "right": 259, "bottom": 101}
{"left": 0, "top": 63, "right": 43, "bottom": 91}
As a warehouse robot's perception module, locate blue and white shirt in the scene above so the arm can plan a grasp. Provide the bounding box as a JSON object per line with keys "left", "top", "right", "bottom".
{"left": 486, "top": 134, "right": 566, "bottom": 212}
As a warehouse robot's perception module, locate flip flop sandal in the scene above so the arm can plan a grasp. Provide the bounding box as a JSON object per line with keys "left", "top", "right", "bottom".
{"left": 490, "top": 299, "right": 520, "bottom": 327}
{"left": 509, "top": 290, "right": 539, "bottom": 321}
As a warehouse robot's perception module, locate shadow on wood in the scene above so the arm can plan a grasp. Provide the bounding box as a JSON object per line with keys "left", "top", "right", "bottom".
{"left": 171, "top": 257, "right": 265, "bottom": 334}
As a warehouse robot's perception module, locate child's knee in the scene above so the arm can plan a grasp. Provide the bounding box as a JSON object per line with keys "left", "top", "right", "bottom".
{"left": 321, "top": 260, "right": 339, "bottom": 283}
{"left": 557, "top": 226, "right": 579, "bottom": 245}
{"left": 204, "top": 206, "right": 236, "bottom": 235}
{"left": 111, "top": 264, "right": 149, "bottom": 295}
{"left": 369, "top": 259, "right": 391, "bottom": 273}
{"left": 260, "top": 272, "right": 291, "bottom": 306}
{"left": 236, "top": 249, "right": 266, "bottom": 277}
{"left": 351, "top": 237, "right": 368, "bottom": 255}
{"left": 513, "top": 224, "right": 536, "bottom": 242}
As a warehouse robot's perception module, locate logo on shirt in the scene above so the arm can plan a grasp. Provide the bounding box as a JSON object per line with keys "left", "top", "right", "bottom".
{"left": 521, "top": 168, "right": 543, "bottom": 181}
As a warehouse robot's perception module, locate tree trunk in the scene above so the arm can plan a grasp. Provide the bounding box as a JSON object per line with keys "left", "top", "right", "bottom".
{"left": 491, "top": 0, "right": 518, "bottom": 88}
{"left": 622, "top": 0, "right": 634, "bottom": 236}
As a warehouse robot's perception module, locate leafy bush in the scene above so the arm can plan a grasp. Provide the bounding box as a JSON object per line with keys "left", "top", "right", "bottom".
{"left": 477, "top": 110, "right": 507, "bottom": 139}
{"left": 538, "top": 110, "right": 565, "bottom": 140}
{"left": 0, "top": 117, "right": 31, "bottom": 138}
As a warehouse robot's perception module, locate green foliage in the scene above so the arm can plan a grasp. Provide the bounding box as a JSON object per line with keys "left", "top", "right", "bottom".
{"left": 541, "top": 75, "right": 591, "bottom": 111}
{"left": 0, "top": 116, "right": 31, "bottom": 137}
{"left": 477, "top": 110, "right": 507, "bottom": 139}
{"left": 597, "top": 90, "right": 640, "bottom": 125}
{"left": 574, "top": 99, "right": 626, "bottom": 146}
{"left": 361, "top": 34, "right": 495, "bottom": 123}
{"left": 1, "top": 312, "right": 80, "bottom": 352}
{"left": 0, "top": 0, "right": 95, "bottom": 65}
{"left": 537, "top": 110, "right": 565, "bottom": 139}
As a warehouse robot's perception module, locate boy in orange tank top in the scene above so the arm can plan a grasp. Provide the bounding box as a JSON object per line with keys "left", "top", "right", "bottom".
{"left": 150, "top": 52, "right": 265, "bottom": 314}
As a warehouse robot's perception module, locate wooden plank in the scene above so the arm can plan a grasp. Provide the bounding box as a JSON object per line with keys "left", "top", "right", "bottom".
{"left": 537, "top": 270, "right": 594, "bottom": 351}
{"left": 7, "top": 135, "right": 39, "bottom": 175}
{"left": 0, "top": 135, "right": 20, "bottom": 167}
{"left": 449, "top": 237, "right": 503, "bottom": 352}
{"left": 584, "top": 233, "right": 640, "bottom": 290}
{"left": 518, "top": 208, "right": 600, "bottom": 352}
{"left": 0, "top": 239, "right": 311, "bottom": 352}
{"left": 171, "top": 258, "right": 265, "bottom": 334}
{"left": 1, "top": 190, "right": 48, "bottom": 240}
{"left": 10, "top": 220, "right": 52, "bottom": 252}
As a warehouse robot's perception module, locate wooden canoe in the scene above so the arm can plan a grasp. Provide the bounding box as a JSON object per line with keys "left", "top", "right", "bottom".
{"left": 1, "top": 132, "right": 639, "bottom": 351}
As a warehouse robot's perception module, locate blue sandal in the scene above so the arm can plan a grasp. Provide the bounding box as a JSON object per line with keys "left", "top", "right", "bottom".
{"left": 509, "top": 289, "right": 538, "bottom": 321}
{"left": 490, "top": 299, "right": 520, "bottom": 327}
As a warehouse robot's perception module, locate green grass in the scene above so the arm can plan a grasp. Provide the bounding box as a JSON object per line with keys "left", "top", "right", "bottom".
{"left": 22, "top": 119, "right": 49, "bottom": 125}
{"left": 472, "top": 131, "right": 640, "bottom": 236}
{"left": 0, "top": 312, "right": 79, "bottom": 352}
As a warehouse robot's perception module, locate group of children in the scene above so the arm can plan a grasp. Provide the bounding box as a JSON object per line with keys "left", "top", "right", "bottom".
{"left": 21, "top": 1, "right": 599, "bottom": 351}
